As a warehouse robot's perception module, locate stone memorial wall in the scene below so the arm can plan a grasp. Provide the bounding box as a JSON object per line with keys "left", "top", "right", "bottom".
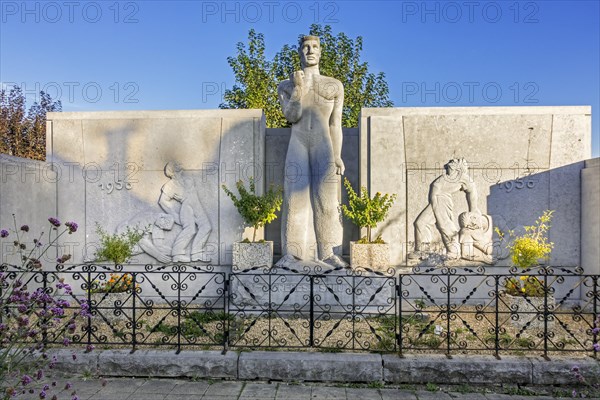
{"left": 359, "top": 106, "right": 592, "bottom": 268}
{"left": 0, "top": 110, "right": 265, "bottom": 266}
{"left": 1, "top": 106, "right": 597, "bottom": 274}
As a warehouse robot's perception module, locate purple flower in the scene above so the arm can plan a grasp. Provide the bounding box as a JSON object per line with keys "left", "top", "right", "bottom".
{"left": 39, "top": 390, "right": 47, "bottom": 398}
{"left": 0, "top": 229, "right": 8, "bottom": 238}
{"left": 64, "top": 383, "right": 72, "bottom": 390}
{"left": 48, "top": 217, "right": 60, "bottom": 227}
{"left": 72, "top": 353, "right": 77, "bottom": 360}
{"left": 65, "top": 221, "right": 78, "bottom": 233}
{"left": 86, "top": 344, "right": 95, "bottom": 352}
{"left": 62, "top": 338, "right": 71, "bottom": 346}
{"left": 20, "top": 225, "right": 29, "bottom": 232}
{"left": 79, "top": 301, "right": 91, "bottom": 318}
{"left": 21, "top": 375, "right": 33, "bottom": 386}
{"left": 57, "top": 254, "right": 72, "bottom": 264}
{"left": 593, "top": 343, "right": 600, "bottom": 352}
{"left": 592, "top": 327, "right": 600, "bottom": 335}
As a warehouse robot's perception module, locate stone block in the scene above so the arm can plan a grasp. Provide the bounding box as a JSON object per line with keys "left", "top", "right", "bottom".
{"left": 46, "top": 349, "right": 98, "bottom": 375}
{"left": 530, "top": 357, "right": 600, "bottom": 385}
{"left": 232, "top": 241, "right": 273, "bottom": 269}
{"left": 350, "top": 242, "right": 390, "bottom": 271}
{"left": 96, "top": 350, "right": 238, "bottom": 378}
{"left": 382, "top": 354, "right": 532, "bottom": 384}
{"left": 0, "top": 155, "right": 58, "bottom": 267}
{"left": 581, "top": 158, "right": 600, "bottom": 274}
{"left": 229, "top": 267, "right": 395, "bottom": 312}
{"left": 238, "top": 351, "right": 382, "bottom": 382}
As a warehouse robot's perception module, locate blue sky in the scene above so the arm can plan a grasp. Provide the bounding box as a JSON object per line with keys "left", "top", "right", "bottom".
{"left": 1, "top": 0, "right": 598, "bottom": 156}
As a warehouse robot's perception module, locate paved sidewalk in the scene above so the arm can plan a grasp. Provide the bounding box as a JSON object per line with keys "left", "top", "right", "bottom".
{"left": 21, "top": 377, "right": 597, "bottom": 400}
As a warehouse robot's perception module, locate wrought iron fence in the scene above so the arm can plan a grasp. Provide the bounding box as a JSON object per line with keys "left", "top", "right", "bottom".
{"left": 1, "top": 263, "right": 598, "bottom": 358}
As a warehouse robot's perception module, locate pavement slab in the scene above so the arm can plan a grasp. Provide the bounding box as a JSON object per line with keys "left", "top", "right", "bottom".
{"left": 275, "top": 383, "right": 313, "bottom": 399}
{"left": 203, "top": 381, "right": 245, "bottom": 397}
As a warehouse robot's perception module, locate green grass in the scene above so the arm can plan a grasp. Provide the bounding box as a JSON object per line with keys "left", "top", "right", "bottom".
{"left": 426, "top": 382, "right": 439, "bottom": 392}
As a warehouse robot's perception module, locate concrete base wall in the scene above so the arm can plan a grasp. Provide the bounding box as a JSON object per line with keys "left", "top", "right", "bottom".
{"left": 47, "top": 349, "right": 600, "bottom": 385}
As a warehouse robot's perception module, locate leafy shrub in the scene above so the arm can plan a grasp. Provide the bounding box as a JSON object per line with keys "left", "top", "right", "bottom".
{"left": 94, "top": 224, "right": 144, "bottom": 265}
{"left": 496, "top": 210, "right": 554, "bottom": 269}
{"left": 496, "top": 210, "right": 554, "bottom": 297}
{"left": 222, "top": 177, "right": 283, "bottom": 242}
{"left": 341, "top": 177, "right": 396, "bottom": 243}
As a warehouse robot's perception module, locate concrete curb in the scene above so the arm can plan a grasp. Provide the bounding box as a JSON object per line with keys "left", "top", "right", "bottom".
{"left": 239, "top": 351, "right": 382, "bottom": 382}
{"left": 48, "top": 349, "right": 600, "bottom": 385}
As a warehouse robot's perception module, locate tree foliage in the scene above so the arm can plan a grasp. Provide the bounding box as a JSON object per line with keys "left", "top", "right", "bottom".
{"left": 220, "top": 24, "right": 393, "bottom": 128}
{"left": 0, "top": 86, "right": 62, "bottom": 161}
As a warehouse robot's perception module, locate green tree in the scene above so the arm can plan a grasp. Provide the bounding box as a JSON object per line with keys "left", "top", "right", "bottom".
{"left": 0, "top": 85, "right": 61, "bottom": 161}
{"left": 220, "top": 24, "right": 393, "bottom": 128}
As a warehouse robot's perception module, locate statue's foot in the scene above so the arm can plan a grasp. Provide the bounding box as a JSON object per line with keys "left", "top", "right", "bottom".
{"left": 322, "top": 254, "right": 349, "bottom": 268}
{"left": 173, "top": 255, "right": 191, "bottom": 263}
{"left": 482, "top": 255, "right": 496, "bottom": 265}
{"left": 407, "top": 251, "right": 423, "bottom": 260}
{"left": 275, "top": 254, "right": 302, "bottom": 268}
{"left": 191, "top": 253, "right": 211, "bottom": 263}
{"left": 446, "top": 252, "right": 460, "bottom": 260}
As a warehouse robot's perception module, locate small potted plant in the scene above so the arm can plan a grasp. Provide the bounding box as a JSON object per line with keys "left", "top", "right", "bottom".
{"left": 222, "top": 177, "right": 282, "bottom": 269}
{"left": 341, "top": 177, "right": 397, "bottom": 270}
{"left": 496, "top": 210, "right": 555, "bottom": 329}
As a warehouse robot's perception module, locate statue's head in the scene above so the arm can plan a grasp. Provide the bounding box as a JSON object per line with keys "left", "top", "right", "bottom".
{"left": 459, "top": 211, "right": 481, "bottom": 230}
{"left": 156, "top": 214, "right": 175, "bottom": 230}
{"left": 299, "top": 35, "right": 321, "bottom": 68}
{"left": 164, "top": 161, "right": 182, "bottom": 178}
{"left": 445, "top": 158, "right": 469, "bottom": 175}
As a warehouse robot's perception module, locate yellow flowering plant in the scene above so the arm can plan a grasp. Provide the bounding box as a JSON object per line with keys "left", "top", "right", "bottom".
{"left": 90, "top": 273, "right": 137, "bottom": 294}
{"left": 496, "top": 210, "right": 554, "bottom": 297}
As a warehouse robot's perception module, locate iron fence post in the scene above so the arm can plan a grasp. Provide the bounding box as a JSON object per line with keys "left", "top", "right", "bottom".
{"left": 42, "top": 271, "right": 48, "bottom": 348}
{"left": 131, "top": 272, "right": 136, "bottom": 353}
{"left": 223, "top": 273, "right": 229, "bottom": 354}
{"left": 397, "top": 275, "right": 403, "bottom": 357}
{"left": 593, "top": 276, "right": 598, "bottom": 359}
{"left": 177, "top": 270, "right": 181, "bottom": 354}
{"left": 87, "top": 270, "right": 92, "bottom": 348}
{"left": 309, "top": 275, "right": 314, "bottom": 347}
{"left": 446, "top": 271, "right": 451, "bottom": 358}
{"left": 494, "top": 275, "right": 500, "bottom": 359}
{"left": 543, "top": 268, "right": 549, "bottom": 360}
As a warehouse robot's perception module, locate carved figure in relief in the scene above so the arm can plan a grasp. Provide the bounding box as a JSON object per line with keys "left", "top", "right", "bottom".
{"left": 458, "top": 211, "right": 495, "bottom": 264}
{"left": 276, "top": 35, "right": 347, "bottom": 268}
{"left": 409, "top": 158, "right": 480, "bottom": 260}
{"left": 116, "top": 212, "right": 175, "bottom": 264}
{"left": 159, "top": 161, "right": 212, "bottom": 263}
